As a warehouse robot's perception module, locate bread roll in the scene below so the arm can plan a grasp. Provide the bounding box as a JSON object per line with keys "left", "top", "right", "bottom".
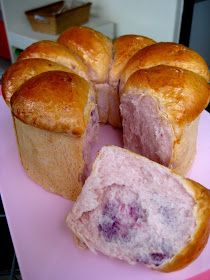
{"left": 110, "top": 35, "right": 156, "bottom": 87}
{"left": 17, "top": 40, "right": 88, "bottom": 80}
{"left": 120, "top": 65, "right": 210, "bottom": 175}
{"left": 66, "top": 146, "right": 210, "bottom": 272}
{"left": 2, "top": 58, "right": 73, "bottom": 106}
{"left": 58, "top": 26, "right": 112, "bottom": 83}
{"left": 58, "top": 26, "right": 114, "bottom": 125}
{"left": 11, "top": 71, "right": 98, "bottom": 200}
{"left": 120, "top": 42, "right": 210, "bottom": 90}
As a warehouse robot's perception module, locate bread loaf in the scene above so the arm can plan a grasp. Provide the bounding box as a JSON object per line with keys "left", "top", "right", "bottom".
{"left": 66, "top": 146, "right": 210, "bottom": 272}
{"left": 2, "top": 26, "right": 210, "bottom": 200}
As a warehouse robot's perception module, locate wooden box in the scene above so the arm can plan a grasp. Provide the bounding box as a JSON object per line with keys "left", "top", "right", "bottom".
{"left": 25, "top": 1, "right": 92, "bottom": 35}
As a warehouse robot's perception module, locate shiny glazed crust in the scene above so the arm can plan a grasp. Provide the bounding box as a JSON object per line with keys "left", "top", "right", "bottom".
{"left": 2, "top": 58, "right": 72, "bottom": 105}
{"left": 110, "top": 34, "right": 156, "bottom": 86}
{"left": 122, "top": 65, "right": 210, "bottom": 127}
{"left": 120, "top": 42, "right": 210, "bottom": 88}
{"left": 160, "top": 178, "right": 210, "bottom": 272}
{"left": 17, "top": 40, "right": 88, "bottom": 80}
{"left": 11, "top": 71, "right": 94, "bottom": 135}
{"left": 58, "top": 26, "right": 112, "bottom": 83}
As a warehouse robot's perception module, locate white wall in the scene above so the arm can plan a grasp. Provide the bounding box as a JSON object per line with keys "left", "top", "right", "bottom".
{"left": 1, "top": 0, "right": 183, "bottom": 42}
{"left": 90, "top": 0, "right": 183, "bottom": 42}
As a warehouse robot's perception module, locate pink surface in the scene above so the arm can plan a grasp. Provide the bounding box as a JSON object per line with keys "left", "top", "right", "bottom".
{"left": 188, "top": 269, "right": 210, "bottom": 280}
{"left": 0, "top": 94, "right": 210, "bottom": 280}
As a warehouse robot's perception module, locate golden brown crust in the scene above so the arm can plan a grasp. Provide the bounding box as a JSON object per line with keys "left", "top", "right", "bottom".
{"left": 2, "top": 58, "right": 73, "bottom": 106}
{"left": 11, "top": 71, "right": 91, "bottom": 135}
{"left": 120, "top": 42, "right": 210, "bottom": 88}
{"left": 110, "top": 35, "right": 156, "bottom": 85}
{"left": 17, "top": 40, "right": 88, "bottom": 80}
{"left": 122, "top": 65, "right": 210, "bottom": 126}
{"left": 160, "top": 178, "right": 210, "bottom": 272}
{"left": 58, "top": 26, "right": 112, "bottom": 83}
{"left": 14, "top": 117, "right": 84, "bottom": 201}
{"left": 170, "top": 117, "right": 199, "bottom": 175}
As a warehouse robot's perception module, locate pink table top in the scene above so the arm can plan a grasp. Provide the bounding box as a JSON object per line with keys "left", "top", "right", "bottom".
{"left": 0, "top": 93, "right": 210, "bottom": 280}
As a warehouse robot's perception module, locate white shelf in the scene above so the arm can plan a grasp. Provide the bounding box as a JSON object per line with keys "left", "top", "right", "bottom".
{"left": 9, "top": 18, "right": 115, "bottom": 50}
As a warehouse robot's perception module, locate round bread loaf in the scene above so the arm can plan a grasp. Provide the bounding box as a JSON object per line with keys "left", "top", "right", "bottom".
{"left": 2, "top": 26, "right": 210, "bottom": 199}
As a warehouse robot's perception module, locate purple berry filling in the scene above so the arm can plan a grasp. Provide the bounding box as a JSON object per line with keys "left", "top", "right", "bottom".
{"left": 99, "top": 200, "right": 147, "bottom": 242}
{"left": 98, "top": 219, "right": 120, "bottom": 242}
{"left": 150, "top": 252, "right": 167, "bottom": 266}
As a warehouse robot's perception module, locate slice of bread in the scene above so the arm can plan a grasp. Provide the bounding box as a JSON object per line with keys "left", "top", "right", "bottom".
{"left": 120, "top": 65, "right": 210, "bottom": 175}
{"left": 66, "top": 146, "right": 210, "bottom": 272}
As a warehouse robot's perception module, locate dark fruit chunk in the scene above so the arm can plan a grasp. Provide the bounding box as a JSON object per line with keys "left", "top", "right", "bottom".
{"left": 98, "top": 219, "right": 120, "bottom": 242}
{"left": 150, "top": 252, "right": 167, "bottom": 266}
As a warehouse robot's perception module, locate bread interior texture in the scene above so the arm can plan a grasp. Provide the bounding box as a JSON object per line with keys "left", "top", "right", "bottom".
{"left": 120, "top": 93, "right": 174, "bottom": 166}
{"left": 82, "top": 107, "right": 99, "bottom": 181}
{"left": 68, "top": 148, "right": 196, "bottom": 268}
{"left": 120, "top": 92, "right": 199, "bottom": 175}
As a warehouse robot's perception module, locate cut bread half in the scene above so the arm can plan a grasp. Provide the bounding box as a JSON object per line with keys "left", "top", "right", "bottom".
{"left": 67, "top": 146, "right": 210, "bottom": 272}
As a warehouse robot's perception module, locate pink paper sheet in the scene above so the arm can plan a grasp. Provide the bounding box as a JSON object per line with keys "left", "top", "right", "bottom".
{"left": 0, "top": 94, "right": 210, "bottom": 280}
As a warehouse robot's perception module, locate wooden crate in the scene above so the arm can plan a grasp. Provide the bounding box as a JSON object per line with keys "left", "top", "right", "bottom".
{"left": 25, "top": 1, "right": 92, "bottom": 35}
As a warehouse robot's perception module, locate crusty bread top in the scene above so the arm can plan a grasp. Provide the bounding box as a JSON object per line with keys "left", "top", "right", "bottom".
{"left": 11, "top": 71, "right": 93, "bottom": 135}
{"left": 2, "top": 58, "right": 72, "bottom": 106}
{"left": 109, "top": 35, "right": 156, "bottom": 85}
{"left": 17, "top": 40, "right": 88, "bottom": 80}
{"left": 58, "top": 26, "right": 112, "bottom": 83}
{"left": 122, "top": 65, "right": 210, "bottom": 126}
{"left": 120, "top": 42, "right": 210, "bottom": 88}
